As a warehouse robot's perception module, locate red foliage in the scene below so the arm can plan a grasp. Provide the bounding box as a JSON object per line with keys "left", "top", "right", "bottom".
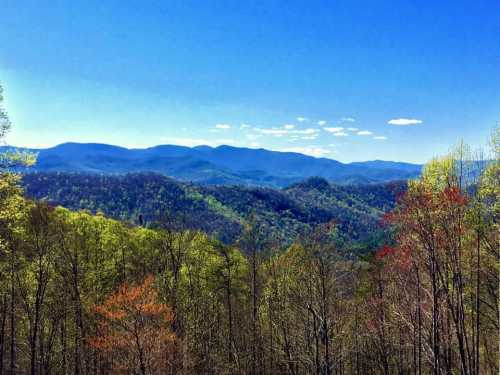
{"left": 375, "top": 245, "right": 396, "bottom": 261}
{"left": 88, "top": 275, "right": 177, "bottom": 374}
{"left": 393, "top": 247, "right": 412, "bottom": 271}
{"left": 442, "top": 186, "right": 468, "bottom": 206}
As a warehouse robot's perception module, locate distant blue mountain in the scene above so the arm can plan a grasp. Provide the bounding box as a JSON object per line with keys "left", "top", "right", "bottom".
{"left": 3, "top": 142, "right": 422, "bottom": 187}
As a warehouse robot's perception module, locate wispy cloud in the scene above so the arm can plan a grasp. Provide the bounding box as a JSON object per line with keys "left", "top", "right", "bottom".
{"left": 341, "top": 117, "right": 356, "bottom": 123}
{"left": 333, "top": 132, "right": 348, "bottom": 137}
{"left": 388, "top": 118, "right": 422, "bottom": 126}
{"left": 240, "top": 123, "right": 250, "bottom": 129}
{"left": 254, "top": 127, "right": 319, "bottom": 137}
{"left": 284, "top": 124, "right": 295, "bottom": 130}
{"left": 373, "top": 136, "right": 387, "bottom": 140}
{"left": 296, "top": 116, "right": 308, "bottom": 122}
{"left": 317, "top": 120, "right": 327, "bottom": 126}
{"left": 324, "top": 127, "right": 344, "bottom": 133}
{"left": 302, "top": 135, "right": 318, "bottom": 140}
{"left": 347, "top": 127, "right": 359, "bottom": 131}
{"left": 298, "top": 128, "right": 318, "bottom": 135}
{"left": 215, "top": 123, "right": 231, "bottom": 129}
{"left": 255, "top": 129, "right": 288, "bottom": 136}
{"left": 280, "top": 146, "right": 331, "bottom": 158}
{"left": 357, "top": 130, "right": 373, "bottom": 136}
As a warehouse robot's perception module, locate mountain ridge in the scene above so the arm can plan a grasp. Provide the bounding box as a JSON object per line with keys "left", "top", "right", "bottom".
{"left": 3, "top": 142, "right": 422, "bottom": 187}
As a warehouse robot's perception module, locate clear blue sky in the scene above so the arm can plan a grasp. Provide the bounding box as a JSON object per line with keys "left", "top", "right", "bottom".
{"left": 1, "top": 0, "right": 499, "bottom": 163}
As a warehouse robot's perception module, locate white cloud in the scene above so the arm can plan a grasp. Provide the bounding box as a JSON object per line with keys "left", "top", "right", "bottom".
{"left": 333, "top": 132, "right": 348, "bottom": 137}
{"left": 215, "top": 123, "right": 231, "bottom": 129}
{"left": 296, "top": 116, "right": 308, "bottom": 122}
{"left": 257, "top": 129, "right": 289, "bottom": 136}
{"left": 280, "top": 146, "right": 331, "bottom": 158}
{"left": 317, "top": 120, "right": 327, "bottom": 126}
{"left": 240, "top": 123, "right": 250, "bottom": 129}
{"left": 388, "top": 118, "right": 422, "bottom": 126}
{"left": 301, "top": 135, "right": 318, "bottom": 140}
{"left": 357, "top": 130, "right": 373, "bottom": 136}
{"left": 347, "top": 127, "right": 359, "bottom": 131}
{"left": 300, "top": 128, "right": 318, "bottom": 134}
{"left": 284, "top": 124, "right": 295, "bottom": 130}
{"left": 124, "top": 144, "right": 151, "bottom": 149}
{"left": 341, "top": 117, "right": 356, "bottom": 122}
{"left": 249, "top": 142, "right": 260, "bottom": 147}
{"left": 373, "top": 136, "right": 387, "bottom": 140}
{"left": 254, "top": 127, "right": 319, "bottom": 137}
{"left": 324, "top": 127, "right": 344, "bottom": 133}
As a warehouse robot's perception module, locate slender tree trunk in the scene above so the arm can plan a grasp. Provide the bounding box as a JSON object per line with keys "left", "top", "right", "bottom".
{"left": 30, "top": 303, "right": 40, "bottom": 375}
{"left": 224, "top": 258, "right": 234, "bottom": 368}
{"left": 474, "top": 231, "right": 480, "bottom": 375}
{"left": 320, "top": 270, "right": 331, "bottom": 375}
{"left": 251, "top": 247, "right": 258, "bottom": 375}
{"left": 0, "top": 295, "right": 6, "bottom": 375}
{"left": 133, "top": 324, "right": 147, "bottom": 375}
{"left": 60, "top": 317, "right": 67, "bottom": 375}
{"left": 9, "top": 248, "right": 16, "bottom": 375}
{"left": 416, "top": 267, "right": 422, "bottom": 375}
{"left": 430, "top": 249, "right": 440, "bottom": 375}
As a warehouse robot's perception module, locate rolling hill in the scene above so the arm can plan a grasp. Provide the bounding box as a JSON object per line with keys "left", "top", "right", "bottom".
{"left": 21, "top": 172, "right": 406, "bottom": 250}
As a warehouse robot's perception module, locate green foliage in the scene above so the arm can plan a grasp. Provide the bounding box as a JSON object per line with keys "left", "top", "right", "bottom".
{"left": 0, "top": 84, "right": 37, "bottom": 168}
{"left": 21, "top": 172, "right": 404, "bottom": 252}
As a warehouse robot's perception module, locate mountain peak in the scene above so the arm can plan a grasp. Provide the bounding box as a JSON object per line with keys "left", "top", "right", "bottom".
{"left": 291, "top": 177, "right": 331, "bottom": 191}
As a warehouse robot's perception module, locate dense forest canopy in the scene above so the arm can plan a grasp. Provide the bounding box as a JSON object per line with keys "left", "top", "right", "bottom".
{"left": 20, "top": 172, "right": 405, "bottom": 250}
{"left": 0, "top": 84, "right": 499, "bottom": 374}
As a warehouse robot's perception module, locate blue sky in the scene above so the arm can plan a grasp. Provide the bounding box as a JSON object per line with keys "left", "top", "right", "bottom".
{"left": 1, "top": 0, "right": 499, "bottom": 163}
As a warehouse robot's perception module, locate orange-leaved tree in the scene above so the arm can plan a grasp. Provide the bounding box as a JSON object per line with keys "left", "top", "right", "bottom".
{"left": 88, "top": 275, "right": 177, "bottom": 375}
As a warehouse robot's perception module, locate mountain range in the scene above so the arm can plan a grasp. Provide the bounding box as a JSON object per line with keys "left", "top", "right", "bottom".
{"left": 5, "top": 142, "right": 422, "bottom": 187}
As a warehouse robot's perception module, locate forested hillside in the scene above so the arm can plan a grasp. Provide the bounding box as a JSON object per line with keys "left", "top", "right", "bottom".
{"left": 21, "top": 172, "right": 405, "bottom": 249}
{"left": 0, "top": 143, "right": 498, "bottom": 374}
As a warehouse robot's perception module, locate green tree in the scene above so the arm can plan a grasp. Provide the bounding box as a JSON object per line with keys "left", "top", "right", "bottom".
{"left": 0, "top": 83, "right": 36, "bottom": 169}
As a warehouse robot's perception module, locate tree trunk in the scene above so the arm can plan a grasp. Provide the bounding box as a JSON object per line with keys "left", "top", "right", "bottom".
{"left": 9, "top": 248, "right": 16, "bottom": 375}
